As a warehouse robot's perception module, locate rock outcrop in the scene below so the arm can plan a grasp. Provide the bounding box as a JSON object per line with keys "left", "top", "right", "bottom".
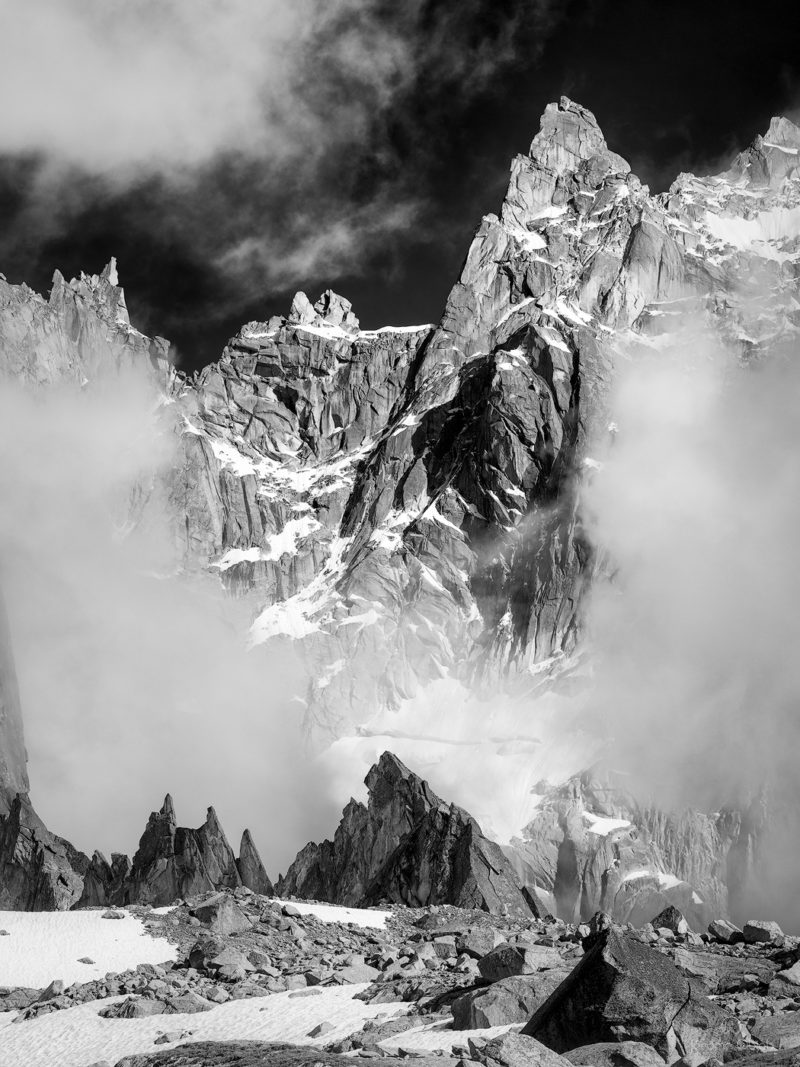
{"left": 279, "top": 751, "right": 533, "bottom": 916}
{"left": 522, "top": 928, "right": 741, "bottom": 1062}
{"left": 237, "top": 829, "right": 274, "bottom": 895}
{"left": 1, "top": 99, "right": 800, "bottom": 922}
{"left": 0, "top": 793, "right": 89, "bottom": 910}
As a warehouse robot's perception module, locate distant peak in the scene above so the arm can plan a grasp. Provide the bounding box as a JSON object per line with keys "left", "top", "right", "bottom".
{"left": 160, "top": 794, "right": 175, "bottom": 820}
{"left": 288, "top": 288, "right": 360, "bottom": 334}
{"left": 529, "top": 96, "right": 618, "bottom": 167}
{"left": 100, "top": 257, "right": 119, "bottom": 287}
{"left": 764, "top": 114, "right": 800, "bottom": 147}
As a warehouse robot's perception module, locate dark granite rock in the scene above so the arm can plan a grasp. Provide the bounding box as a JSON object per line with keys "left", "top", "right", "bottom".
{"left": 0, "top": 793, "right": 89, "bottom": 910}
{"left": 279, "top": 751, "right": 533, "bottom": 916}
{"left": 236, "top": 831, "right": 274, "bottom": 896}
{"left": 522, "top": 928, "right": 741, "bottom": 1062}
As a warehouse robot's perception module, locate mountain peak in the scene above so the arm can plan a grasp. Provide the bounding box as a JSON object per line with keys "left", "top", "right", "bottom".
{"left": 288, "top": 288, "right": 359, "bottom": 334}
{"left": 528, "top": 96, "right": 629, "bottom": 178}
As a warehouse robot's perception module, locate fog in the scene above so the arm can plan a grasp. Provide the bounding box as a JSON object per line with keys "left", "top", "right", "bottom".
{"left": 0, "top": 363, "right": 331, "bottom": 876}
{"left": 577, "top": 324, "right": 800, "bottom": 924}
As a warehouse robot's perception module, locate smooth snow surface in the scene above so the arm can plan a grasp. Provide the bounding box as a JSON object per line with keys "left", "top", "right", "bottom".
{"left": 273, "top": 899, "right": 391, "bottom": 929}
{"left": 0, "top": 985, "right": 404, "bottom": 1067}
{"left": 0, "top": 910, "right": 177, "bottom": 988}
{"left": 582, "top": 812, "right": 631, "bottom": 835}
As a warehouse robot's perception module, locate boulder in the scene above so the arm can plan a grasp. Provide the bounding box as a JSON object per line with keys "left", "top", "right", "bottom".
{"left": 190, "top": 893, "right": 252, "bottom": 936}
{"left": 479, "top": 942, "right": 563, "bottom": 981}
{"left": 475, "top": 1032, "right": 573, "bottom": 1067}
{"left": 650, "top": 906, "right": 689, "bottom": 936}
{"left": 752, "top": 1015, "right": 800, "bottom": 1050}
{"left": 744, "top": 920, "right": 784, "bottom": 945}
{"left": 453, "top": 970, "right": 573, "bottom": 1029}
{"left": 566, "top": 1042, "right": 667, "bottom": 1067}
{"left": 708, "top": 919, "right": 742, "bottom": 944}
{"left": 522, "top": 928, "right": 741, "bottom": 1063}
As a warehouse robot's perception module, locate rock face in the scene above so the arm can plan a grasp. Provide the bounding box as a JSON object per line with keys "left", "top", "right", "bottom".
{"left": 0, "top": 788, "right": 272, "bottom": 910}
{"left": 279, "top": 751, "right": 533, "bottom": 916}
{"left": 237, "top": 829, "right": 274, "bottom": 896}
{"left": 2, "top": 100, "right": 800, "bottom": 919}
{"left": 507, "top": 765, "right": 731, "bottom": 928}
{"left": 523, "top": 928, "right": 741, "bottom": 1063}
{"left": 0, "top": 794, "right": 89, "bottom": 910}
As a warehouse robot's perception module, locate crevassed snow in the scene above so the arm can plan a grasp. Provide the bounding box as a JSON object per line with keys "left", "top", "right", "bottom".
{"left": 272, "top": 900, "right": 391, "bottom": 928}
{"left": 0, "top": 910, "right": 177, "bottom": 988}
{"left": 0, "top": 985, "right": 403, "bottom": 1067}
{"left": 582, "top": 812, "right": 631, "bottom": 836}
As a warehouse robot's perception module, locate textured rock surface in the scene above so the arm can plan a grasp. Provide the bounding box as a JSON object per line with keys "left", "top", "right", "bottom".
{"left": 0, "top": 793, "right": 89, "bottom": 909}
{"left": 237, "top": 830, "right": 274, "bottom": 896}
{"left": 279, "top": 751, "right": 533, "bottom": 916}
{"left": 522, "top": 928, "right": 741, "bottom": 1062}
{"left": 1, "top": 99, "right": 800, "bottom": 922}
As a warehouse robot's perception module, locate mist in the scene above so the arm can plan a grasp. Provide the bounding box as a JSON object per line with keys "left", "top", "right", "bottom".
{"left": 0, "top": 362, "right": 333, "bottom": 877}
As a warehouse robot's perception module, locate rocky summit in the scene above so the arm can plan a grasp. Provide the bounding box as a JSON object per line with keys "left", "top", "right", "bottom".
{"left": 278, "top": 751, "right": 532, "bottom": 916}
{"left": 1, "top": 97, "right": 800, "bottom": 1065}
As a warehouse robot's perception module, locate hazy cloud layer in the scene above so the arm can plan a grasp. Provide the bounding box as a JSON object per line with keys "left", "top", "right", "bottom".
{"left": 583, "top": 327, "right": 800, "bottom": 813}
{"left": 0, "top": 365, "right": 331, "bottom": 873}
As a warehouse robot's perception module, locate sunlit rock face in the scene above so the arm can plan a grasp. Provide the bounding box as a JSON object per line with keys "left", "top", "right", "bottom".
{"left": 1, "top": 98, "right": 800, "bottom": 920}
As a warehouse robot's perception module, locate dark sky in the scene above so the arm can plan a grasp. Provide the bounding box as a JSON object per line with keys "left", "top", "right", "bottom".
{"left": 1, "top": 0, "right": 798, "bottom": 373}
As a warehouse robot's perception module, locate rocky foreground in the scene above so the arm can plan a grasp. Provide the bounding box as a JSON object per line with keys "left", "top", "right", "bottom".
{"left": 2, "top": 885, "right": 800, "bottom": 1067}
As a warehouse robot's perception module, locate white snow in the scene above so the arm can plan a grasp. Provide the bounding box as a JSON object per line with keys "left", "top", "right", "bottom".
{"left": 359, "top": 324, "right": 433, "bottom": 336}
{"left": 622, "top": 869, "right": 685, "bottom": 890}
{"left": 212, "top": 518, "right": 320, "bottom": 571}
{"left": 0, "top": 910, "right": 177, "bottom": 988}
{"left": 272, "top": 899, "right": 391, "bottom": 928}
{"left": 496, "top": 296, "right": 535, "bottom": 326}
{"left": 0, "top": 985, "right": 404, "bottom": 1067}
{"left": 249, "top": 536, "right": 352, "bottom": 643}
{"left": 379, "top": 1019, "right": 519, "bottom": 1052}
{"left": 703, "top": 206, "right": 800, "bottom": 262}
{"left": 762, "top": 141, "right": 799, "bottom": 155}
{"left": 582, "top": 812, "right": 631, "bottom": 836}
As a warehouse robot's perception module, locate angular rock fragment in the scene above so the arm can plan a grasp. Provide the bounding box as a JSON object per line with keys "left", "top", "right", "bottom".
{"left": 522, "top": 928, "right": 740, "bottom": 1063}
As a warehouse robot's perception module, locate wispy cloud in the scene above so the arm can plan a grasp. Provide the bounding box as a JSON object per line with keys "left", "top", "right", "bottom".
{"left": 0, "top": 0, "right": 564, "bottom": 321}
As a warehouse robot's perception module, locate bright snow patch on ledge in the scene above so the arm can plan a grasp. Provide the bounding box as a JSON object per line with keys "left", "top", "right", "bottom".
{"left": 622, "top": 870, "right": 684, "bottom": 890}
{"left": 273, "top": 899, "right": 391, "bottom": 929}
{"left": 0, "top": 910, "right": 177, "bottom": 988}
{"left": 582, "top": 812, "right": 632, "bottom": 836}
{"left": 0, "top": 984, "right": 404, "bottom": 1067}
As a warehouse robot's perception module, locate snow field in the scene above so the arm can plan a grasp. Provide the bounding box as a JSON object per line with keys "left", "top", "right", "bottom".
{"left": 0, "top": 985, "right": 406, "bottom": 1067}
{"left": 0, "top": 910, "right": 177, "bottom": 988}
